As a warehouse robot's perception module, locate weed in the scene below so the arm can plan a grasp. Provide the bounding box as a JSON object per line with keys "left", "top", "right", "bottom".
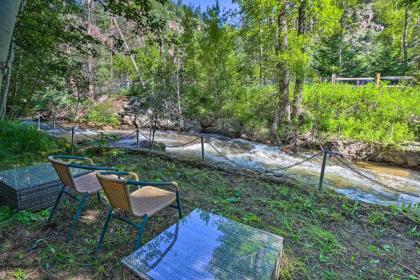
{"left": 13, "top": 268, "right": 26, "bottom": 280}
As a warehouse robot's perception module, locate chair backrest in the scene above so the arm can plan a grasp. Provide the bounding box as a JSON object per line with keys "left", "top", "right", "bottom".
{"left": 96, "top": 173, "right": 133, "bottom": 214}
{"left": 48, "top": 156, "right": 76, "bottom": 190}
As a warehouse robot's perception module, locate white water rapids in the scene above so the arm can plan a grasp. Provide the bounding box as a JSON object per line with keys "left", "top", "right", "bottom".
{"left": 34, "top": 121, "right": 420, "bottom": 207}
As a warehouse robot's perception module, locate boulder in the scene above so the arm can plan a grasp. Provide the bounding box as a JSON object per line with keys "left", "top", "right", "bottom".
{"left": 203, "top": 118, "right": 242, "bottom": 137}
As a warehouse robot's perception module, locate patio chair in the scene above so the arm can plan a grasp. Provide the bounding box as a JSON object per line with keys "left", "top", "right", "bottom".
{"left": 46, "top": 155, "right": 117, "bottom": 242}
{"left": 94, "top": 171, "right": 182, "bottom": 256}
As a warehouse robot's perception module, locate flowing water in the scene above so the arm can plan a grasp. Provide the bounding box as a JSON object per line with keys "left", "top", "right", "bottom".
{"left": 33, "top": 121, "right": 420, "bottom": 207}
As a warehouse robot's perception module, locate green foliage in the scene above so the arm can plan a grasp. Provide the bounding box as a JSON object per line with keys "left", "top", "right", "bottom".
{"left": 303, "top": 83, "right": 420, "bottom": 144}
{"left": 0, "top": 120, "right": 62, "bottom": 168}
{"left": 0, "top": 206, "right": 49, "bottom": 228}
{"left": 84, "top": 100, "right": 119, "bottom": 126}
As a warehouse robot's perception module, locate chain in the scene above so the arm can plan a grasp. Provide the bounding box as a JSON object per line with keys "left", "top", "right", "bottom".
{"left": 207, "top": 141, "right": 251, "bottom": 169}
{"left": 77, "top": 130, "right": 101, "bottom": 141}
{"left": 137, "top": 129, "right": 153, "bottom": 142}
{"left": 333, "top": 155, "right": 420, "bottom": 198}
{"left": 164, "top": 136, "right": 201, "bottom": 148}
{"left": 264, "top": 151, "right": 322, "bottom": 174}
{"left": 208, "top": 141, "right": 320, "bottom": 175}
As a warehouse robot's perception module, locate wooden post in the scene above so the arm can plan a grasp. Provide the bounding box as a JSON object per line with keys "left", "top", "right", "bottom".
{"left": 375, "top": 73, "right": 381, "bottom": 87}
{"left": 331, "top": 74, "right": 336, "bottom": 84}
{"left": 37, "top": 115, "right": 41, "bottom": 130}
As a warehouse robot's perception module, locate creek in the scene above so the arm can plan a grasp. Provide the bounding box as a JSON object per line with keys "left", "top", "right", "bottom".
{"left": 34, "top": 121, "right": 420, "bottom": 207}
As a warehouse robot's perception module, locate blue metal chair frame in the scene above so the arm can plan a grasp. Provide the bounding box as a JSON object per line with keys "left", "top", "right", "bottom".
{"left": 95, "top": 171, "right": 183, "bottom": 256}
{"left": 46, "top": 155, "right": 118, "bottom": 242}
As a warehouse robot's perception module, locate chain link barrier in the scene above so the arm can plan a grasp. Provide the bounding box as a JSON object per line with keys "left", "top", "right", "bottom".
{"left": 135, "top": 128, "right": 201, "bottom": 148}
{"left": 332, "top": 154, "right": 420, "bottom": 198}
{"left": 34, "top": 117, "right": 420, "bottom": 199}
{"left": 207, "top": 141, "right": 321, "bottom": 176}
{"left": 264, "top": 152, "right": 322, "bottom": 174}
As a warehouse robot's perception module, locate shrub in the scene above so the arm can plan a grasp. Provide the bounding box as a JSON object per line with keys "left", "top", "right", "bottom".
{"left": 84, "top": 100, "right": 120, "bottom": 127}
{"left": 0, "top": 120, "right": 61, "bottom": 169}
{"left": 303, "top": 83, "right": 420, "bottom": 144}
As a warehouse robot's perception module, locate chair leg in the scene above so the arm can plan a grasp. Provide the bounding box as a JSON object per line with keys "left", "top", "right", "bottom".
{"left": 176, "top": 192, "right": 183, "bottom": 219}
{"left": 95, "top": 207, "right": 113, "bottom": 257}
{"left": 66, "top": 193, "right": 88, "bottom": 242}
{"left": 46, "top": 185, "right": 65, "bottom": 225}
{"left": 134, "top": 215, "right": 148, "bottom": 250}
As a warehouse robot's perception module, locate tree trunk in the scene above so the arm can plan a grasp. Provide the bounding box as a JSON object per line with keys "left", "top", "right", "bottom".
{"left": 175, "top": 58, "right": 183, "bottom": 129}
{"left": 292, "top": 0, "right": 307, "bottom": 121}
{"left": 0, "top": 0, "right": 20, "bottom": 90}
{"left": 402, "top": 0, "right": 409, "bottom": 75}
{"left": 109, "top": 15, "right": 114, "bottom": 80}
{"left": 0, "top": 41, "right": 15, "bottom": 119}
{"left": 259, "top": 20, "right": 263, "bottom": 86}
{"left": 0, "top": 0, "right": 21, "bottom": 119}
{"left": 86, "top": 0, "right": 95, "bottom": 100}
{"left": 272, "top": 1, "right": 290, "bottom": 136}
{"left": 113, "top": 17, "right": 145, "bottom": 87}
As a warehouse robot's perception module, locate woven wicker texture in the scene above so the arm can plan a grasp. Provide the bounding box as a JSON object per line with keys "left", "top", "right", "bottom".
{"left": 130, "top": 187, "right": 176, "bottom": 217}
{"left": 97, "top": 175, "right": 132, "bottom": 211}
{"left": 74, "top": 172, "right": 102, "bottom": 194}
{"left": 49, "top": 158, "right": 76, "bottom": 190}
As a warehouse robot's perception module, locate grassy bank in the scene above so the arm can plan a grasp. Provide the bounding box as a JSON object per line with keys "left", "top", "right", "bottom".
{"left": 0, "top": 120, "right": 66, "bottom": 170}
{"left": 0, "top": 147, "right": 419, "bottom": 279}
{"left": 219, "top": 83, "right": 420, "bottom": 144}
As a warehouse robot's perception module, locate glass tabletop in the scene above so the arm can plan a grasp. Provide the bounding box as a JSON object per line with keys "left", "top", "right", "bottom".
{"left": 122, "top": 208, "right": 283, "bottom": 280}
{"left": 0, "top": 163, "right": 88, "bottom": 190}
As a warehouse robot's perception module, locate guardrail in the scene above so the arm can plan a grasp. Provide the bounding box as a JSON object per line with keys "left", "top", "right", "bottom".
{"left": 34, "top": 116, "right": 420, "bottom": 199}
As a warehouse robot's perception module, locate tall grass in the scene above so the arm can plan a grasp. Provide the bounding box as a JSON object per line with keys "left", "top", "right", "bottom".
{"left": 220, "top": 83, "right": 419, "bottom": 144}
{"left": 0, "top": 121, "right": 63, "bottom": 169}
{"left": 303, "top": 83, "right": 420, "bottom": 144}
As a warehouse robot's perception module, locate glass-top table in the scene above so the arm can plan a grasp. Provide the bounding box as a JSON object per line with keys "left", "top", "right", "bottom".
{"left": 0, "top": 163, "right": 88, "bottom": 211}
{"left": 0, "top": 163, "right": 87, "bottom": 190}
{"left": 122, "top": 208, "right": 284, "bottom": 280}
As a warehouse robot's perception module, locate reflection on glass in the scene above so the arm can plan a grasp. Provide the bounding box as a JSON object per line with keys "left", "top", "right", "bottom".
{"left": 122, "top": 209, "right": 283, "bottom": 280}
{"left": 0, "top": 164, "right": 87, "bottom": 190}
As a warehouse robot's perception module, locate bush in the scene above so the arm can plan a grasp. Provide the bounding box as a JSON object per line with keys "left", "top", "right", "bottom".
{"left": 84, "top": 100, "right": 120, "bottom": 126}
{"left": 0, "top": 120, "right": 61, "bottom": 169}
{"left": 303, "top": 83, "right": 420, "bottom": 144}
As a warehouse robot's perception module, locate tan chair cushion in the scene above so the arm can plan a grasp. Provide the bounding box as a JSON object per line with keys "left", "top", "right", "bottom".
{"left": 74, "top": 172, "right": 102, "bottom": 194}
{"left": 130, "top": 187, "right": 176, "bottom": 217}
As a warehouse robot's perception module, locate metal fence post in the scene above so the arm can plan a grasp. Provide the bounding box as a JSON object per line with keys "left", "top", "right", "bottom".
{"left": 318, "top": 148, "right": 329, "bottom": 192}
{"left": 71, "top": 127, "right": 76, "bottom": 152}
{"left": 136, "top": 129, "right": 140, "bottom": 149}
{"left": 150, "top": 128, "right": 155, "bottom": 152}
{"left": 53, "top": 115, "right": 56, "bottom": 136}
{"left": 100, "top": 132, "right": 104, "bottom": 148}
{"left": 201, "top": 134, "right": 205, "bottom": 161}
{"left": 37, "top": 115, "right": 41, "bottom": 130}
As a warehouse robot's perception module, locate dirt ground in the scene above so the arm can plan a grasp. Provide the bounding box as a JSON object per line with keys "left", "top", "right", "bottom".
{"left": 0, "top": 150, "right": 419, "bottom": 279}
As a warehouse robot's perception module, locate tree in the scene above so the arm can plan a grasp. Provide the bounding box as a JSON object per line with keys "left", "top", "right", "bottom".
{"left": 291, "top": 0, "right": 307, "bottom": 121}
{"left": 272, "top": 0, "right": 291, "bottom": 138}
{"left": 0, "top": 0, "right": 21, "bottom": 119}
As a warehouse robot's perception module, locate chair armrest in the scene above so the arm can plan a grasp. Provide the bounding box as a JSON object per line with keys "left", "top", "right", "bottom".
{"left": 68, "top": 163, "right": 118, "bottom": 172}
{"left": 126, "top": 180, "right": 180, "bottom": 192}
{"left": 49, "top": 155, "right": 93, "bottom": 165}
{"left": 99, "top": 171, "right": 139, "bottom": 180}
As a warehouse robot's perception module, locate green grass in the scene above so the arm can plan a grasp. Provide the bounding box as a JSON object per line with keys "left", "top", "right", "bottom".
{"left": 0, "top": 120, "right": 67, "bottom": 169}
{"left": 0, "top": 149, "right": 419, "bottom": 279}
{"left": 220, "top": 83, "right": 420, "bottom": 144}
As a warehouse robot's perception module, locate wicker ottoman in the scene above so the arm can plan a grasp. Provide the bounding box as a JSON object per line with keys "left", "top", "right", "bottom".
{"left": 0, "top": 164, "right": 87, "bottom": 211}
